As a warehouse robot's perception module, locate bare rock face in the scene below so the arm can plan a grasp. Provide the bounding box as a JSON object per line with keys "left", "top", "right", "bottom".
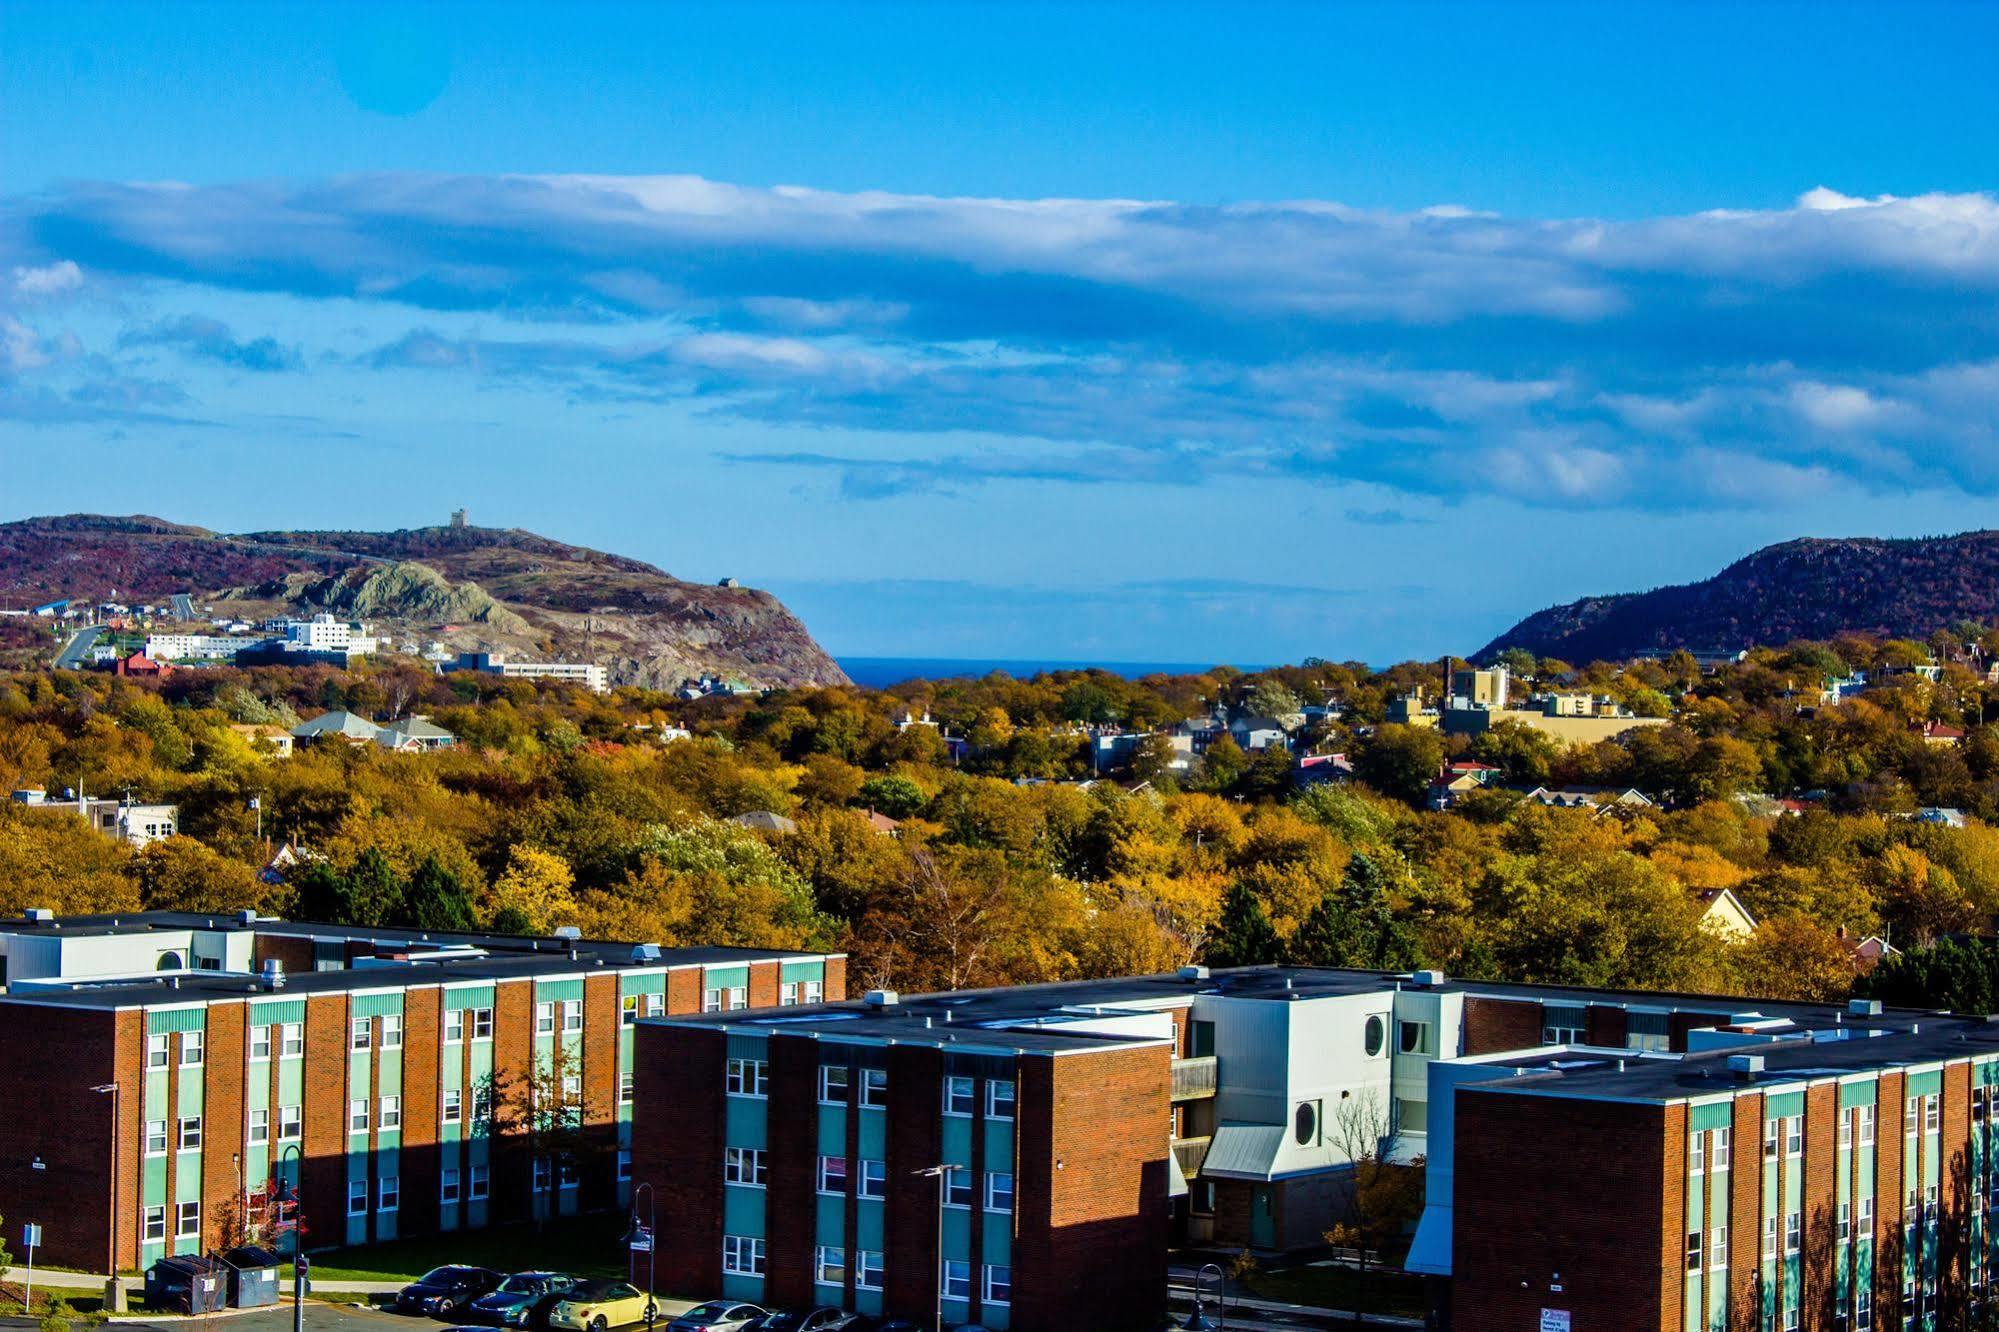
{"left": 1479, "top": 531, "right": 1999, "bottom": 663}
{"left": 0, "top": 514, "right": 849, "bottom": 688}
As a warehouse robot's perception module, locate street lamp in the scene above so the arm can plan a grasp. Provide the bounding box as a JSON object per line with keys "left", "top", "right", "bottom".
{"left": 276, "top": 1143, "right": 305, "bottom": 1332}
{"left": 627, "top": 1181, "right": 658, "bottom": 1332}
{"left": 90, "top": 1083, "right": 120, "bottom": 1312}
{"left": 915, "top": 1166, "right": 951, "bottom": 1332}
{"left": 1181, "top": 1262, "right": 1226, "bottom": 1330}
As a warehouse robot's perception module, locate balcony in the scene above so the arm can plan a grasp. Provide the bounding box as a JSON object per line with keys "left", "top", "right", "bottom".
{"left": 1171, "top": 1054, "right": 1218, "bottom": 1101}
{"left": 1172, "top": 1135, "right": 1212, "bottom": 1178}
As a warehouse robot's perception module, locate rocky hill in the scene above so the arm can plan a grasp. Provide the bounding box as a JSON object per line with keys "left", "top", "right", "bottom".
{"left": 0, "top": 514, "right": 847, "bottom": 688}
{"left": 1478, "top": 532, "right": 1999, "bottom": 663}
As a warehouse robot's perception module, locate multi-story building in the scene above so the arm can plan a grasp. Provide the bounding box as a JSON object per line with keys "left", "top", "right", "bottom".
{"left": 454, "top": 652, "right": 610, "bottom": 695}
{"left": 10, "top": 789, "right": 179, "bottom": 846}
{"left": 633, "top": 967, "right": 1955, "bottom": 1332}
{"left": 0, "top": 909, "right": 844, "bottom": 1273}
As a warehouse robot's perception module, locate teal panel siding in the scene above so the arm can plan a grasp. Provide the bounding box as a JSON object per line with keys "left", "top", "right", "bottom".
{"left": 352, "top": 992, "right": 405, "bottom": 1019}
{"left": 818, "top": 1108, "right": 849, "bottom": 1157}
{"left": 983, "top": 1303, "right": 1011, "bottom": 1330}
{"left": 942, "top": 1115, "right": 974, "bottom": 1167}
{"left": 942, "top": 1205, "right": 972, "bottom": 1260}
{"left": 1689, "top": 1101, "right": 1733, "bottom": 1132}
{"left": 816, "top": 1195, "right": 845, "bottom": 1246}
{"left": 983, "top": 1119, "right": 1014, "bottom": 1166}
{"left": 144, "top": 1073, "right": 168, "bottom": 1120}
{"left": 720, "top": 1275, "right": 764, "bottom": 1303}
{"left": 726, "top": 1099, "right": 769, "bottom": 1150}
{"left": 723, "top": 1186, "right": 767, "bottom": 1238}
{"left": 854, "top": 1290, "right": 882, "bottom": 1317}
{"left": 780, "top": 960, "right": 824, "bottom": 983}
{"left": 145, "top": 1007, "right": 206, "bottom": 1034}
{"left": 856, "top": 1201, "right": 884, "bottom": 1252}
{"left": 1840, "top": 1078, "right": 1879, "bottom": 1109}
{"left": 618, "top": 971, "right": 667, "bottom": 998}
{"left": 249, "top": 999, "right": 306, "bottom": 1026}
{"left": 980, "top": 1219, "right": 1012, "bottom": 1265}
{"left": 176, "top": 1069, "right": 202, "bottom": 1118}
{"left": 858, "top": 1110, "right": 886, "bottom": 1160}
{"left": 1763, "top": 1091, "right": 1804, "bottom": 1120}
{"left": 725, "top": 1033, "right": 768, "bottom": 1060}
{"left": 534, "top": 978, "right": 584, "bottom": 1003}
{"left": 142, "top": 1155, "right": 167, "bottom": 1206}
{"left": 1907, "top": 1069, "right": 1943, "bottom": 1098}
{"left": 707, "top": 966, "right": 751, "bottom": 991}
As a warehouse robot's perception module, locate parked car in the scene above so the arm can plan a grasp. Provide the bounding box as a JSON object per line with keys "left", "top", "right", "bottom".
{"left": 466, "top": 1272, "right": 578, "bottom": 1328}
{"left": 664, "top": 1303, "right": 767, "bottom": 1332}
{"left": 749, "top": 1311, "right": 849, "bottom": 1332}
{"left": 547, "top": 1279, "right": 655, "bottom": 1332}
{"left": 397, "top": 1268, "right": 504, "bottom": 1317}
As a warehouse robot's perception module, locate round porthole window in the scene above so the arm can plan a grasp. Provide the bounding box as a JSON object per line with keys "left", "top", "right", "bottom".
{"left": 1364, "top": 1014, "right": 1386, "bottom": 1057}
{"left": 1294, "top": 1100, "right": 1318, "bottom": 1146}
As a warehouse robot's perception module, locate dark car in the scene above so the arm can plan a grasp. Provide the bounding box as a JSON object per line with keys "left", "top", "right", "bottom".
{"left": 465, "top": 1272, "right": 578, "bottom": 1328}
{"left": 664, "top": 1303, "right": 766, "bottom": 1332}
{"left": 749, "top": 1311, "right": 848, "bottom": 1332}
{"left": 397, "top": 1267, "right": 504, "bottom": 1317}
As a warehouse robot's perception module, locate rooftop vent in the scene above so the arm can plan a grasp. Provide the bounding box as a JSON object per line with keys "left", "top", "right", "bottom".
{"left": 1411, "top": 969, "right": 1447, "bottom": 987}
{"left": 235, "top": 908, "right": 259, "bottom": 926}
{"left": 1177, "top": 965, "right": 1210, "bottom": 981}
{"left": 1726, "top": 1054, "right": 1764, "bottom": 1082}
{"left": 24, "top": 907, "right": 54, "bottom": 923}
{"left": 552, "top": 926, "right": 582, "bottom": 942}
{"left": 260, "top": 959, "right": 285, "bottom": 991}
{"left": 864, "top": 989, "right": 899, "bottom": 1007}
{"left": 1848, "top": 998, "right": 1883, "bottom": 1018}
{"left": 631, "top": 943, "right": 663, "bottom": 964}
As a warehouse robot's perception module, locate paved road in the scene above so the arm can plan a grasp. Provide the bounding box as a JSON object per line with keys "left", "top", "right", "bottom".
{"left": 52, "top": 622, "right": 106, "bottom": 669}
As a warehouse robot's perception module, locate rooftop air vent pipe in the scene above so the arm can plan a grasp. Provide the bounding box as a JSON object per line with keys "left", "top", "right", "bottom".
{"left": 1726, "top": 1054, "right": 1764, "bottom": 1082}
{"left": 261, "top": 959, "right": 286, "bottom": 991}
{"left": 864, "top": 990, "right": 899, "bottom": 1007}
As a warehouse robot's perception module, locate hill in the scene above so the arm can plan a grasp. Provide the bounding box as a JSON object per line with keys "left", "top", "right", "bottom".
{"left": 0, "top": 514, "right": 847, "bottom": 688}
{"left": 1478, "top": 531, "right": 1999, "bottom": 663}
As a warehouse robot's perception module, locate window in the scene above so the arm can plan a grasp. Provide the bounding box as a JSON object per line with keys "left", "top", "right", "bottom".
{"left": 780, "top": 981, "right": 799, "bottom": 1007}
{"left": 856, "top": 1251, "right": 885, "bottom": 1291}
{"left": 176, "top": 1200, "right": 200, "bottom": 1238}
{"left": 533, "top": 1158, "right": 552, "bottom": 1194}
{"left": 1785, "top": 1209, "right": 1802, "bottom": 1255}
{"left": 944, "top": 1165, "right": 974, "bottom": 1208}
{"left": 1626, "top": 1009, "right": 1672, "bottom": 1052}
{"left": 1397, "top": 1021, "right": 1433, "bottom": 1056}
{"left": 442, "top": 1089, "right": 463, "bottom": 1124}
{"left": 381, "top": 1015, "right": 402, "bottom": 1049}
{"left": 249, "top": 1024, "right": 272, "bottom": 1061}
{"left": 1926, "top": 1094, "right": 1940, "bottom": 1134}
{"left": 562, "top": 1073, "right": 582, "bottom": 1102}
{"left": 1783, "top": 1303, "right": 1800, "bottom": 1332}
{"left": 618, "top": 1150, "right": 633, "bottom": 1182}
{"left": 1764, "top": 1120, "right": 1780, "bottom": 1160}
{"left": 144, "top": 1119, "right": 167, "bottom": 1156}
{"left": 472, "top": 1007, "right": 493, "bottom": 1040}
{"left": 564, "top": 1001, "right": 584, "bottom": 1033}
{"left": 726, "top": 1058, "right": 769, "bottom": 1098}
{"left": 143, "top": 1206, "right": 166, "bottom": 1243}
{"left": 725, "top": 1147, "right": 768, "bottom": 1187}
{"left": 942, "top": 1260, "right": 972, "bottom": 1300}
{"left": 445, "top": 1009, "right": 464, "bottom": 1043}
{"left": 178, "top": 1115, "right": 202, "bottom": 1150}
{"left": 1542, "top": 1005, "right": 1586, "bottom": 1044}
{"left": 703, "top": 987, "right": 723, "bottom": 1013}
{"left": 859, "top": 1159, "right": 886, "bottom": 1199}
{"left": 1838, "top": 1201, "right": 1852, "bottom": 1245}
{"left": 818, "top": 1155, "right": 848, "bottom": 1194}
{"left": 558, "top": 1157, "right": 578, "bottom": 1190}
{"left": 1688, "top": 1130, "right": 1705, "bottom": 1175}
{"left": 622, "top": 995, "right": 639, "bottom": 1026}
{"left": 620, "top": 1072, "right": 635, "bottom": 1105}
{"left": 380, "top": 1095, "right": 402, "bottom": 1130}
{"left": 802, "top": 980, "right": 822, "bottom": 1004}
{"left": 1906, "top": 1096, "right": 1921, "bottom": 1137}
{"left": 819, "top": 1065, "right": 849, "bottom": 1104}
{"left": 1856, "top": 1287, "right": 1872, "bottom": 1332}
{"left": 983, "top": 1265, "right": 1011, "bottom": 1306}
{"left": 722, "top": 1235, "right": 765, "bottom": 1277}
{"left": 727, "top": 986, "right": 747, "bottom": 1011}
{"left": 1786, "top": 1115, "right": 1803, "bottom": 1158}
{"left": 536, "top": 1002, "right": 555, "bottom": 1035}
{"left": 1859, "top": 1104, "right": 1876, "bottom": 1146}
{"left": 861, "top": 1068, "right": 888, "bottom": 1108}
{"left": 470, "top": 1164, "right": 490, "bottom": 1200}
{"left": 473, "top": 1086, "right": 493, "bottom": 1123}
{"left": 351, "top": 1016, "right": 371, "bottom": 1051}
{"left": 279, "top": 1105, "right": 301, "bottom": 1141}
{"left": 378, "top": 1175, "right": 399, "bottom": 1212}
{"left": 180, "top": 1030, "right": 203, "bottom": 1066}
{"left": 349, "top": 1099, "right": 369, "bottom": 1133}
{"left": 989, "top": 1079, "right": 1016, "bottom": 1120}
{"left": 1712, "top": 1127, "right": 1730, "bottom": 1171}
{"left": 643, "top": 993, "right": 664, "bottom": 1018}
{"left": 944, "top": 1076, "right": 975, "bottom": 1116}
{"left": 249, "top": 1109, "right": 270, "bottom": 1146}
{"left": 1840, "top": 1106, "right": 1854, "bottom": 1150}
{"left": 441, "top": 1170, "right": 461, "bottom": 1205}
{"left": 1709, "top": 1226, "right": 1728, "bottom": 1271}
{"left": 1686, "top": 1231, "right": 1702, "bottom": 1272}
{"left": 1363, "top": 1014, "right": 1386, "bottom": 1058}
{"left": 815, "top": 1246, "right": 845, "bottom": 1285}
{"left": 1762, "top": 1216, "right": 1778, "bottom": 1260}
{"left": 1859, "top": 1195, "right": 1875, "bottom": 1232}
{"left": 986, "top": 1171, "right": 1014, "bottom": 1213}
{"left": 348, "top": 1180, "right": 367, "bottom": 1216}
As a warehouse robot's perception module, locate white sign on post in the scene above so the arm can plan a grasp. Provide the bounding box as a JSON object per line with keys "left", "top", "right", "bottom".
{"left": 1540, "top": 1311, "right": 1571, "bottom": 1332}
{"left": 21, "top": 1222, "right": 41, "bottom": 1311}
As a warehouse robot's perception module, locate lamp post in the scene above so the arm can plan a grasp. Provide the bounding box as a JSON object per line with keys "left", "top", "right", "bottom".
{"left": 628, "top": 1181, "right": 657, "bottom": 1332}
{"left": 277, "top": 1142, "right": 305, "bottom": 1332}
{"left": 915, "top": 1165, "right": 950, "bottom": 1332}
{"left": 1182, "top": 1262, "right": 1226, "bottom": 1330}
{"left": 89, "top": 1082, "right": 121, "bottom": 1312}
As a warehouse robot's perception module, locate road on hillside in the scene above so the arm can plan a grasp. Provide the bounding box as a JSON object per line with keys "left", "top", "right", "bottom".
{"left": 52, "top": 623, "right": 106, "bottom": 669}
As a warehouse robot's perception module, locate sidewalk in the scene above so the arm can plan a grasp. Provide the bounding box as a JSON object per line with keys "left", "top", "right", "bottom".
{"left": 1167, "top": 1266, "right": 1427, "bottom": 1331}
{"left": 5, "top": 1268, "right": 401, "bottom": 1297}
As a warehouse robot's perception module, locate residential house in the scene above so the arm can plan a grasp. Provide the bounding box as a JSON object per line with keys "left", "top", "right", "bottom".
{"left": 729, "top": 810, "right": 799, "bottom": 835}
{"left": 375, "top": 716, "right": 456, "bottom": 753}
{"left": 1227, "top": 715, "right": 1291, "bottom": 752}
{"left": 1694, "top": 887, "right": 1757, "bottom": 941}
{"left": 227, "top": 724, "right": 294, "bottom": 758}
{"left": 290, "top": 710, "right": 384, "bottom": 746}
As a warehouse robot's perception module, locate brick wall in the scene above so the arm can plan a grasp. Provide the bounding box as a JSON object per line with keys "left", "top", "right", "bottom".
{"left": 1875, "top": 1071, "right": 1905, "bottom": 1324}
{"left": 1803, "top": 1082, "right": 1838, "bottom": 1325}
{"left": 1014, "top": 1042, "right": 1172, "bottom": 1332}
{"left": 200, "top": 1001, "right": 248, "bottom": 1251}
{"left": 666, "top": 969, "right": 701, "bottom": 1015}
{"left": 748, "top": 961, "right": 779, "bottom": 1011}
{"left": 492, "top": 978, "right": 534, "bottom": 1225}
{"left": 823, "top": 956, "right": 848, "bottom": 1002}
{"left": 301, "top": 992, "right": 350, "bottom": 1250}
{"left": 0, "top": 1003, "right": 122, "bottom": 1270}
{"left": 884, "top": 1044, "right": 945, "bottom": 1320}
{"left": 632, "top": 1023, "right": 726, "bottom": 1294}
{"left": 1585, "top": 1004, "right": 1628, "bottom": 1048}
{"left": 582, "top": 973, "right": 620, "bottom": 1209}
{"left": 401, "top": 986, "right": 442, "bottom": 1238}
{"left": 1452, "top": 1089, "right": 1676, "bottom": 1332}
{"left": 765, "top": 1034, "right": 819, "bottom": 1309}
{"left": 1729, "top": 1092, "right": 1763, "bottom": 1328}
{"left": 1460, "top": 997, "right": 1543, "bottom": 1054}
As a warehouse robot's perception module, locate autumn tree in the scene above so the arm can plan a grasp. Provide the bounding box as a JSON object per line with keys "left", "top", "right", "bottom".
{"left": 484, "top": 1041, "right": 594, "bottom": 1227}
{"left": 1323, "top": 1090, "right": 1425, "bottom": 1322}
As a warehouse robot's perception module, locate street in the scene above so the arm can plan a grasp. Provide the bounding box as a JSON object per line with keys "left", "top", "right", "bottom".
{"left": 1, "top": 1304, "right": 402, "bottom": 1332}
{"left": 51, "top": 623, "right": 105, "bottom": 669}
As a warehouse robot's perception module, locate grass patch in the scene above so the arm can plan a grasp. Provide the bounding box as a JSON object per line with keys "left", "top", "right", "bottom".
{"left": 0, "top": 1284, "right": 113, "bottom": 1318}
{"left": 294, "top": 1214, "right": 632, "bottom": 1284}
{"left": 1244, "top": 1263, "right": 1427, "bottom": 1317}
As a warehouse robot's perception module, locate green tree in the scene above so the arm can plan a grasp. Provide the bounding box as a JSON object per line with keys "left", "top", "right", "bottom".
{"left": 1287, "top": 852, "right": 1420, "bottom": 970}
{"left": 400, "top": 854, "right": 476, "bottom": 931}
{"left": 1354, "top": 724, "right": 1446, "bottom": 805}
{"left": 1205, "top": 882, "right": 1281, "bottom": 967}
{"left": 856, "top": 774, "right": 927, "bottom": 820}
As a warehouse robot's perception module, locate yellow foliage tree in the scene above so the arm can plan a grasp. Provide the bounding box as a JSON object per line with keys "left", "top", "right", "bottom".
{"left": 483, "top": 845, "right": 577, "bottom": 934}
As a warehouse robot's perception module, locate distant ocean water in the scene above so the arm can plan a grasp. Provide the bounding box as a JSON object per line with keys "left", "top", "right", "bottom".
{"left": 837, "top": 656, "right": 1251, "bottom": 688}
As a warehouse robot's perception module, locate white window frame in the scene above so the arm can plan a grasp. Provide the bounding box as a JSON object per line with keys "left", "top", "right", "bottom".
{"left": 248, "top": 1108, "right": 270, "bottom": 1146}
{"left": 144, "top": 1119, "right": 167, "bottom": 1157}
{"left": 988, "top": 1079, "right": 1015, "bottom": 1120}
{"left": 944, "top": 1165, "right": 973, "bottom": 1208}
{"left": 382, "top": 1014, "right": 403, "bottom": 1049}
{"left": 535, "top": 1001, "right": 555, "bottom": 1035}
{"left": 380, "top": 1095, "right": 402, "bottom": 1130}
{"left": 620, "top": 1072, "right": 635, "bottom": 1105}
{"left": 442, "top": 1088, "right": 463, "bottom": 1124}
{"left": 146, "top": 1033, "right": 170, "bottom": 1070}
{"left": 1712, "top": 1126, "right": 1730, "bottom": 1171}
{"left": 819, "top": 1065, "right": 849, "bottom": 1104}
{"left": 378, "top": 1175, "right": 400, "bottom": 1212}
{"left": 349, "top": 1099, "right": 369, "bottom": 1133}
{"left": 703, "top": 988, "right": 723, "bottom": 1014}
{"left": 562, "top": 999, "right": 583, "bottom": 1033}
{"left": 726, "top": 1058, "right": 769, "bottom": 1098}
{"left": 983, "top": 1264, "right": 1012, "bottom": 1307}
{"left": 727, "top": 986, "right": 748, "bottom": 1011}
{"left": 986, "top": 1170, "right": 1014, "bottom": 1213}
{"left": 444, "top": 1009, "right": 465, "bottom": 1044}
{"left": 441, "top": 1169, "right": 461, "bottom": 1205}
{"left": 470, "top": 1163, "right": 490, "bottom": 1200}
{"left": 532, "top": 1157, "right": 552, "bottom": 1194}
{"left": 622, "top": 995, "right": 639, "bottom": 1026}
{"left": 941, "top": 1259, "right": 972, "bottom": 1300}
{"left": 1859, "top": 1104, "right": 1876, "bottom": 1146}
{"left": 178, "top": 1115, "right": 202, "bottom": 1150}
{"left": 722, "top": 1234, "right": 766, "bottom": 1277}
{"left": 558, "top": 1156, "right": 579, "bottom": 1190}
{"left": 856, "top": 1250, "right": 884, "bottom": 1291}
{"left": 643, "top": 992, "right": 664, "bottom": 1018}
{"left": 280, "top": 1022, "right": 303, "bottom": 1058}
{"left": 818, "top": 1155, "right": 848, "bottom": 1194}
{"left": 180, "top": 1030, "right": 204, "bottom": 1067}
{"left": 725, "top": 1147, "right": 768, "bottom": 1187}
{"left": 347, "top": 1180, "right": 367, "bottom": 1216}
{"left": 802, "top": 980, "right": 823, "bottom": 1004}
{"left": 175, "top": 1200, "right": 200, "bottom": 1238}
{"left": 350, "top": 1016, "right": 371, "bottom": 1051}
{"left": 472, "top": 1007, "right": 493, "bottom": 1040}
{"left": 278, "top": 1104, "right": 302, "bottom": 1141}
{"left": 814, "top": 1245, "right": 845, "bottom": 1285}
{"left": 860, "top": 1068, "right": 888, "bottom": 1108}
{"left": 249, "top": 1024, "right": 272, "bottom": 1061}
{"left": 780, "top": 981, "right": 799, "bottom": 1007}
{"left": 859, "top": 1159, "right": 887, "bottom": 1200}
{"left": 142, "top": 1205, "right": 167, "bottom": 1243}
{"left": 944, "top": 1076, "right": 975, "bottom": 1116}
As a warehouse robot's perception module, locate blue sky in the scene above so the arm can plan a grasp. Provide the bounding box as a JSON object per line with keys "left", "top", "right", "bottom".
{"left": 3, "top": 1, "right": 1997, "bottom": 664}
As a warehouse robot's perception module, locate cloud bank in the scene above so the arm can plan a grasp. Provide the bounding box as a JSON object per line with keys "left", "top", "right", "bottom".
{"left": 6, "top": 174, "right": 1999, "bottom": 506}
